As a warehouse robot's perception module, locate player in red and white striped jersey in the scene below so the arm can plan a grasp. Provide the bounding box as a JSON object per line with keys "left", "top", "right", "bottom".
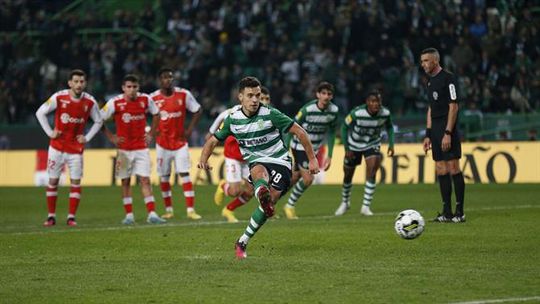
{"left": 101, "top": 74, "right": 165, "bottom": 225}
{"left": 208, "top": 87, "right": 272, "bottom": 223}
{"left": 35, "top": 69, "right": 103, "bottom": 227}
{"left": 150, "top": 68, "right": 203, "bottom": 220}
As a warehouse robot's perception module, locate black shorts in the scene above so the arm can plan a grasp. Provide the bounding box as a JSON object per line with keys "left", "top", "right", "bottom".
{"left": 248, "top": 162, "right": 292, "bottom": 196}
{"left": 343, "top": 147, "right": 382, "bottom": 167}
{"left": 431, "top": 118, "right": 462, "bottom": 161}
{"left": 292, "top": 149, "right": 309, "bottom": 171}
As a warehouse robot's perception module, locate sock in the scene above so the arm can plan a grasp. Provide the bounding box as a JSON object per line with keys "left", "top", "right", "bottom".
{"left": 46, "top": 184, "right": 58, "bottom": 217}
{"left": 287, "top": 179, "right": 307, "bottom": 207}
{"left": 181, "top": 175, "right": 195, "bottom": 208}
{"left": 438, "top": 174, "right": 453, "bottom": 217}
{"left": 160, "top": 178, "right": 173, "bottom": 209}
{"left": 226, "top": 192, "right": 250, "bottom": 211}
{"left": 452, "top": 172, "right": 465, "bottom": 215}
{"left": 123, "top": 197, "right": 133, "bottom": 215}
{"left": 238, "top": 206, "right": 268, "bottom": 244}
{"left": 68, "top": 184, "right": 81, "bottom": 218}
{"left": 254, "top": 178, "right": 269, "bottom": 202}
{"left": 341, "top": 182, "right": 352, "bottom": 205}
{"left": 222, "top": 182, "right": 230, "bottom": 196}
{"left": 362, "top": 179, "right": 376, "bottom": 207}
{"left": 144, "top": 196, "right": 156, "bottom": 213}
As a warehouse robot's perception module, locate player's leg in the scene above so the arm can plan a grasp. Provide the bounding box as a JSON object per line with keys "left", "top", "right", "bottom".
{"left": 335, "top": 152, "right": 360, "bottom": 216}
{"left": 215, "top": 158, "right": 241, "bottom": 205}
{"left": 66, "top": 153, "right": 84, "bottom": 226}
{"left": 43, "top": 147, "right": 64, "bottom": 226}
{"left": 120, "top": 178, "right": 135, "bottom": 224}
{"left": 431, "top": 120, "right": 453, "bottom": 222}
{"left": 222, "top": 162, "right": 253, "bottom": 223}
{"left": 448, "top": 159, "right": 465, "bottom": 222}
{"left": 360, "top": 152, "right": 382, "bottom": 216}
{"left": 156, "top": 145, "right": 174, "bottom": 218}
{"left": 174, "top": 144, "right": 200, "bottom": 220}
{"left": 116, "top": 150, "right": 135, "bottom": 224}
{"left": 138, "top": 175, "right": 164, "bottom": 224}
{"left": 285, "top": 150, "right": 313, "bottom": 219}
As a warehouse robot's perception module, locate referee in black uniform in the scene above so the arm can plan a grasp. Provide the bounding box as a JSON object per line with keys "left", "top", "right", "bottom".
{"left": 420, "top": 48, "right": 466, "bottom": 223}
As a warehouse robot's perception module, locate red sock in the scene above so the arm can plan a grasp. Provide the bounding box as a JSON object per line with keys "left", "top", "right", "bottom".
{"left": 46, "top": 184, "right": 58, "bottom": 215}
{"left": 160, "top": 181, "right": 172, "bottom": 208}
{"left": 181, "top": 177, "right": 195, "bottom": 208}
{"left": 227, "top": 192, "right": 249, "bottom": 211}
{"left": 144, "top": 196, "right": 156, "bottom": 213}
{"left": 123, "top": 197, "right": 133, "bottom": 214}
{"left": 68, "top": 185, "right": 81, "bottom": 216}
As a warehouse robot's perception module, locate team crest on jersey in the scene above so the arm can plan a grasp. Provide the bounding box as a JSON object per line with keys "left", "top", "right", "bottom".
{"left": 177, "top": 99, "right": 183, "bottom": 106}
{"left": 140, "top": 101, "right": 145, "bottom": 108}
{"left": 432, "top": 91, "right": 438, "bottom": 101}
{"left": 257, "top": 119, "right": 264, "bottom": 129}
{"left": 84, "top": 105, "right": 88, "bottom": 112}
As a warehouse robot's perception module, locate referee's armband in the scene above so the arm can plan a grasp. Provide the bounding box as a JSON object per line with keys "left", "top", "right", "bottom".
{"left": 425, "top": 128, "right": 432, "bottom": 139}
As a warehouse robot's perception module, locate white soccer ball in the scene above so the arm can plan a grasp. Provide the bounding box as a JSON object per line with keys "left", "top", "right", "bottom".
{"left": 394, "top": 209, "right": 425, "bottom": 239}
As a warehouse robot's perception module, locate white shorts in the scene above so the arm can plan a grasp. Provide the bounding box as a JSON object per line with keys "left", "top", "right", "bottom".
{"left": 156, "top": 144, "right": 191, "bottom": 176}
{"left": 116, "top": 149, "right": 151, "bottom": 179}
{"left": 47, "top": 146, "right": 83, "bottom": 180}
{"left": 225, "top": 157, "right": 250, "bottom": 183}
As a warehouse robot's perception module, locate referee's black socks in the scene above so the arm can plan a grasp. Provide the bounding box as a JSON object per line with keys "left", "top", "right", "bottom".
{"left": 452, "top": 172, "right": 465, "bottom": 216}
{"left": 438, "top": 174, "right": 453, "bottom": 217}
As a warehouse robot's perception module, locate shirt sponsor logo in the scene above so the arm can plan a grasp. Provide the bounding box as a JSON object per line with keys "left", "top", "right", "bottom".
{"left": 121, "top": 113, "right": 145, "bottom": 123}
{"left": 160, "top": 110, "right": 182, "bottom": 120}
{"left": 60, "top": 113, "right": 85, "bottom": 124}
{"left": 238, "top": 137, "right": 268, "bottom": 146}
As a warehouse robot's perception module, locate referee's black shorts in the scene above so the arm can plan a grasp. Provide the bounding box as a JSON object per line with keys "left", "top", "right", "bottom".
{"left": 430, "top": 117, "right": 462, "bottom": 161}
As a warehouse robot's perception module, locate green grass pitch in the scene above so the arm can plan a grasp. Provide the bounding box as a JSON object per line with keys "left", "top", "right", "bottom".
{"left": 1, "top": 184, "right": 539, "bottom": 303}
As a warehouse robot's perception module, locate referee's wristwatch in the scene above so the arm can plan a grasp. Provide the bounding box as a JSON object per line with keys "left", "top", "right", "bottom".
{"left": 444, "top": 130, "right": 452, "bottom": 136}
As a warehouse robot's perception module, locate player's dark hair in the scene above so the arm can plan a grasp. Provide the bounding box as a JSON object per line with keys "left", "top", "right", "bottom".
{"left": 317, "top": 81, "right": 334, "bottom": 93}
{"left": 123, "top": 74, "right": 139, "bottom": 84}
{"left": 421, "top": 47, "right": 440, "bottom": 59}
{"left": 238, "top": 76, "right": 261, "bottom": 92}
{"left": 261, "top": 86, "right": 270, "bottom": 95}
{"left": 69, "top": 69, "right": 86, "bottom": 80}
{"left": 158, "top": 68, "right": 174, "bottom": 77}
{"left": 366, "top": 91, "right": 380, "bottom": 101}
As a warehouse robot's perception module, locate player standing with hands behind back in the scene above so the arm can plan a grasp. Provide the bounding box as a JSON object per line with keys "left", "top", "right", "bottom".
{"left": 420, "top": 47, "right": 466, "bottom": 223}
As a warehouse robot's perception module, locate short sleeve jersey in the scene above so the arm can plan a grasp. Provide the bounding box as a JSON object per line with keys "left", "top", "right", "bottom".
{"left": 427, "top": 69, "right": 458, "bottom": 119}
{"left": 214, "top": 105, "right": 294, "bottom": 169}
{"left": 150, "top": 87, "right": 201, "bottom": 150}
{"left": 44, "top": 90, "right": 100, "bottom": 154}
{"left": 101, "top": 93, "right": 158, "bottom": 150}
{"left": 291, "top": 100, "right": 338, "bottom": 153}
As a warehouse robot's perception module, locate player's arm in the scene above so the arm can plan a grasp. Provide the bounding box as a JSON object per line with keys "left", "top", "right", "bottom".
{"left": 385, "top": 113, "right": 395, "bottom": 157}
{"left": 342, "top": 113, "right": 353, "bottom": 155}
{"left": 100, "top": 100, "right": 123, "bottom": 146}
{"left": 35, "top": 95, "right": 60, "bottom": 138}
{"left": 284, "top": 107, "right": 306, "bottom": 149}
{"left": 185, "top": 90, "right": 203, "bottom": 140}
{"left": 442, "top": 78, "right": 459, "bottom": 152}
{"left": 146, "top": 96, "right": 160, "bottom": 143}
{"left": 289, "top": 123, "right": 319, "bottom": 175}
{"left": 423, "top": 106, "right": 432, "bottom": 154}
{"left": 199, "top": 116, "right": 231, "bottom": 170}
{"left": 79, "top": 101, "right": 104, "bottom": 144}
{"left": 324, "top": 122, "right": 336, "bottom": 171}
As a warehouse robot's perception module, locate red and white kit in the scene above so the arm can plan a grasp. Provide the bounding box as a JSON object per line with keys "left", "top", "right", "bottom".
{"left": 36, "top": 90, "right": 102, "bottom": 179}
{"left": 150, "top": 87, "right": 201, "bottom": 175}
{"left": 101, "top": 93, "right": 159, "bottom": 178}
{"left": 209, "top": 105, "right": 249, "bottom": 183}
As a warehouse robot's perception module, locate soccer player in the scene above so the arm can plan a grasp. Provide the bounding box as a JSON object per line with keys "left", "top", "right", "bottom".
{"left": 335, "top": 91, "right": 394, "bottom": 216}
{"left": 150, "top": 68, "right": 203, "bottom": 220}
{"left": 420, "top": 47, "right": 466, "bottom": 223}
{"left": 210, "top": 86, "right": 272, "bottom": 223}
{"left": 198, "top": 77, "right": 319, "bottom": 259}
{"left": 101, "top": 74, "right": 165, "bottom": 225}
{"left": 35, "top": 69, "right": 103, "bottom": 227}
{"left": 284, "top": 81, "right": 339, "bottom": 219}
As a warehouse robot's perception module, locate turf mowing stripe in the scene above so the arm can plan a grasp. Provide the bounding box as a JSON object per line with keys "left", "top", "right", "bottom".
{"left": 449, "top": 295, "right": 540, "bottom": 304}
{"left": 2, "top": 204, "right": 539, "bottom": 235}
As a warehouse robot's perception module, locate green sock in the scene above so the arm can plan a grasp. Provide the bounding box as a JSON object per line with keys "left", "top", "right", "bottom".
{"left": 287, "top": 179, "right": 306, "bottom": 207}
{"left": 239, "top": 206, "right": 268, "bottom": 244}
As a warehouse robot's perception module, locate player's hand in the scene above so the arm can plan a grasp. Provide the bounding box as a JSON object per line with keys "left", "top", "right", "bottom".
{"left": 197, "top": 161, "right": 212, "bottom": 170}
{"left": 185, "top": 129, "right": 193, "bottom": 141}
{"left": 110, "top": 135, "right": 124, "bottom": 146}
{"left": 323, "top": 157, "right": 332, "bottom": 171}
{"left": 422, "top": 137, "right": 431, "bottom": 155}
{"left": 145, "top": 132, "right": 153, "bottom": 145}
{"left": 308, "top": 158, "right": 320, "bottom": 175}
{"left": 76, "top": 135, "right": 87, "bottom": 144}
{"left": 387, "top": 147, "right": 394, "bottom": 157}
{"left": 50, "top": 129, "right": 61, "bottom": 139}
{"left": 442, "top": 134, "right": 451, "bottom": 152}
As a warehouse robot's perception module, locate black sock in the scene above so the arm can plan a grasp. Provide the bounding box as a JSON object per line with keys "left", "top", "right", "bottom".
{"left": 438, "top": 174, "right": 452, "bottom": 217}
{"left": 452, "top": 172, "right": 465, "bottom": 216}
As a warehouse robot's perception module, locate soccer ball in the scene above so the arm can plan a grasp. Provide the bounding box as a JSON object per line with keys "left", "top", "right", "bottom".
{"left": 394, "top": 209, "right": 425, "bottom": 239}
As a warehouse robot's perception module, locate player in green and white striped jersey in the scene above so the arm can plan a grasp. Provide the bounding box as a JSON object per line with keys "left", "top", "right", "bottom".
{"left": 198, "top": 77, "right": 319, "bottom": 259}
{"left": 335, "top": 91, "right": 395, "bottom": 216}
{"left": 284, "top": 82, "right": 339, "bottom": 219}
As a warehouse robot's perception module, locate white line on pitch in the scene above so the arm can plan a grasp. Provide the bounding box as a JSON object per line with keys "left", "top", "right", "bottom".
{"left": 448, "top": 295, "right": 540, "bottom": 304}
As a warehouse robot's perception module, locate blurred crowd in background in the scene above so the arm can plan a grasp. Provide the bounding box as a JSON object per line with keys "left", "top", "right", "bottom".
{"left": 1, "top": 0, "right": 539, "bottom": 130}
